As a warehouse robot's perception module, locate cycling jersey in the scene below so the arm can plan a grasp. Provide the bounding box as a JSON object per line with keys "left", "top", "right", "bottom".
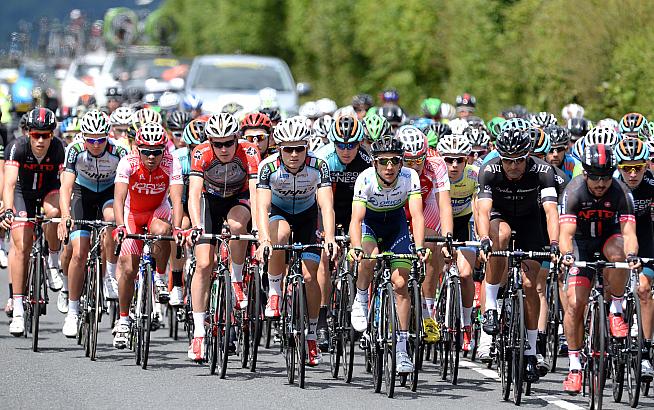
{"left": 257, "top": 152, "right": 331, "bottom": 214}
{"left": 559, "top": 154, "right": 583, "bottom": 180}
{"left": 404, "top": 151, "right": 450, "bottom": 231}
{"left": 190, "top": 141, "right": 260, "bottom": 198}
{"left": 449, "top": 164, "right": 479, "bottom": 218}
{"left": 6, "top": 136, "right": 65, "bottom": 195}
{"left": 617, "top": 170, "right": 654, "bottom": 263}
{"left": 115, "top": 151, "right": 183, "bottom": 213}
{"left": 173, "top": 146, "right": 191, "bottom": 203}
{"left": 315, "top": 143, "right": 371, "bottom": 226}
{"left": 64, "top": 139, "right": 128, "bottom": 192}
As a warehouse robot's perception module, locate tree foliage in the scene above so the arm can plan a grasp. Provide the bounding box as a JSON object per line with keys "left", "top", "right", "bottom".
{"left": 158, "top": 0, "right": 654, "bottom": 119}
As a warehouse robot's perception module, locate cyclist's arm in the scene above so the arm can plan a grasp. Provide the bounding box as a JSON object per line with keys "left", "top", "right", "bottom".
{"left": 408, "top": 193, "right": 426, "bottom": 248}
{"left": 59, "top": 171, "right": 75, "bottom": 218}
{"left": 436, "top": 189, "right": 453, "bottom": 236}
{"left": 113, "top": 182, "right": 128, "bottom": 227}
{"left": 248, "top": 179, "right": 258, "bottom": 232}
{"left": 543, "top": 201, "right": 559, "bottom": 245}
{"left": 621, "top": 220, "right": 638, "bottom": 257}
{"left": 188, "top": 175, "right": 203, "bottom": 228}
{"left": 317, "top": 186, "right": 336, "bottom": 241}
{"left": 475, "top": 198, "right": 492, "bottom": 239}
{"left": 256, "top": 188, "right": 272, "bottom": 242}
{"left": 349, "top": 201, "right": 366, "bottom": 249}
{"left": 2, "top": 164, "right": 17, "bottom": 211}
{"left": 170, "top": 184, "right": 184, "bottom": 229}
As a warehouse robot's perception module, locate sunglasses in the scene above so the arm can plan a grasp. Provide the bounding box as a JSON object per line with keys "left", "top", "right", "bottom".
{"left": 404, "top": 156, "right": 426, "bottom": 166}
{"left": 171, "top": 130, "right": 184, "bottom": 139}
{"left": 586, "top": 173, "right": 612, "bottom": 181}
{"left": 443, "top": 156, "right": 466, "bottom": 165}
{"left": 29, "top": 131, "right": 52, "bottom": 140}
{"left": 281, "top": 145, "right": 307, "bottom": 154}
{"left": 335, "top": 142, "right": 359, "bottom": 151}
{"left": 245, "top": 134, "right": 268, "bottom": 143}
{"left": 84, "top": 137, "right": 107, "bottom": 145}
{"left": 469, "top": 150, "right": 487, "bottom": 158}
{"left": 210, "top": 139, "right": 236, "bottom": 149}
{"left": 376, "top": 156, "right": 402, "bottom": 166}
{"left": 138, "top": 148, "right": 165, "bottom": 157}
{"left": 618, "top": 163, "right": 647, "bottom": 173}
{"left": 500, "top": 156, "right": 527, "bottom": 165}
{"left": 549, "top": 146, "right": 567, "bottom": 154}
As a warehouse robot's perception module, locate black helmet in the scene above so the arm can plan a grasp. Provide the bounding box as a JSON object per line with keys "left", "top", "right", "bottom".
{"left": 567, "top": 117, "right": 592, "bottom": 140}
{"left": 370, "top": 134, "right": 403, "bottom": 157}
{"left": 259, "top": 107, "right": 281, "bottom": 123}
{"left": 455, "top": 93, "right": 477, "bottom": 109}
{"left": 166, "top": 110, "right": 191, "bottom": 131}
{"left": 582, "top": 144, "right": 616, "bottom": 176}
{"left": 27, "top": 107, "right": 57, "bottom": 132}
{"left": 376, "top": 105, "right": 405, "bottom": 125}
{"left": 495, "top": 129, "right": 532, "bottom": 158}
{"left": 501, "top": 105, "right": 529, "bottom": 119}
{"left": 352, "top": 94, "right": 373, "bottom": 108}
{"left": 106, "top": 86, "right": 123, "bottom": 99}
{"left": 543, "top": 125, "right": 570, "bottom": 148}
{"left": 19, "top": 113, "right": 29, "bottom": 131}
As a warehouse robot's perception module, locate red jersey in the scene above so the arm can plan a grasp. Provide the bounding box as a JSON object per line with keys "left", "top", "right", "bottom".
{"left": 189, "top": 141, "right": 260, "bottom": 198}
{"left": 115, "top": 151, "right": 183, "bottom": 213}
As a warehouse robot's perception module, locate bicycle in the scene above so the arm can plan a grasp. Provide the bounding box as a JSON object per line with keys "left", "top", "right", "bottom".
{"left": 114, "top": 231, "right": 179, "bottom": 370}
{"left": 544, "top": 259, "right": 562, "bottom": 373}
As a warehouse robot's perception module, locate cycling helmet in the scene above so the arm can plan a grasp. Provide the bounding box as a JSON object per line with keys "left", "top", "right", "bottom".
{"left": 363, "top": 114, "right": 392, "bottom": 142}
{"left": 465, "top": 126, "right": 491, "bottom": 148}
{"left": 27, "top": 108, "right": 57, "bottom": 131}
{"left": 411, "top": 117, "right": 434, "bottom": 132}
{"left": 425, "top": 122, "right": 451, "bottom": 148}
{"left": 182, "top": 94, "right": 203, "bottom": 111}
{"left": 501, "top": 105, "right": 529, "bottom": 119}
{"left": 437, "top": 133, "right": 472, "bottom": 156}
{"left": 487, "top": 117, "right": 506, "bottom": 139}
{"left": 135, "top": 122, "right": 168, "bottom": 146}
{"left": 500, "top": 117, "right": 531, "bottom": 133}
{"left": 421, "top": 98, "right": 442, "bottom": 117}
{"left": 309, "top": 135, "right": 326, "bottom": 152}
{"left": 133, "top": 108, "right": 162, "bottom": 128}
{"left": 561, "top": 103, "right": 585, "bottom": 121}
{"left": 596, "top": 118, "right": 619, "bottom": 133}
{"left": 567, "top": 117, "right": 592, "bottom": 140}
{"left": 530, "top": 111, "right": 558, "bottom": 128}
{"left": 455, "top": 93, "right": 476, "bottom": 111}
{"left": 495, "top": 129, "right": 532, "bottom": 158}
{"left": 259, "top": 107, "right": 281, "bottom": 123}
{"left": 105, "top": 86, "right": 123, "bottom": 99}
{"left": 582, "top": 144, "right": 616, "bottom": 176}
{"left": 352, "top": 94, "right": 373, "bottom": 109}
{"left": 312, "top": 115, "right": 333, "bottom": 139}
{"left": 299, "top": 101, "right": 320, "bottom": 119}
{"left": 80, "top": 110, "right": 110, "bottom": 135}
{"left": 182, "top": 119, "right": 206, "bottom": 146}
{"left": 544, "top": 125, "right": 571, "bottom": 148}
{"left": 158, "top": 92, "right": 181, "bottom": 112}
{"left": 240, "top": 112, "right": 272, "bottom": 134}
{"left": 316, "top": 98, "right": 338, "bottom": 116}
{"left": 584, "top": 126, "right": 620, "bottom": 146}
{"left": 258, "top": 87, "right": 279, "bottom": 109}
{"left": 381, "top": 88, "right": 399, "bottom": 103}
{"left": 370, "top": 134, "right": 403, "bottom": 157}
{"left": 60, "top": 116, "right": 81, "bottom": 134}
{"left": 329, "top": 114, "right": 364, "bottom": 143}
{"left": 440, "top": 103, "right": 456, "bottom": 120}
{"left": 466, "top": 116, "right": 485, "bottom": 128}
{"left": 109, "top": 106, "right": 133, "bottom": 126}
{"left": 614, "top": 138, "right": 649, "bottom": 163}
{"left": 397, "top": 125, "right": 428, "bottom": 157}
{"left": 273, "top": 116, "right": 312, "bottom": 144}
{"left": 205, "top": 113, "right": 240, "bottom": 139}
{"left": 376, "top": 105, "right": 405, "bottom": 125}
{"left": 638, "top": 125, "right": 651, "bottom": 142}
{"left": 19, "top": 113, "right": 29, "bottom": 131}
{"left": 528, "top": 128, "right": 550, "bottom": 155}
{"left": 571, "top": 138, "right": 585, "bottom": 161}
{"left": 221, "top": 102, "right": 244, "bottom": 116}
{"left": 448, "top": 118, "right": 468, "bottom": 135}
{"left": 619, "top": 112, "right": 648, "bottom": 135}
{"left": 166, "top": 110, "right": 191, "bottom": 131}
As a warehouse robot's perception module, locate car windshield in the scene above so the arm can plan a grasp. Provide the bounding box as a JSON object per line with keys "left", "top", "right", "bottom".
{"left": 191, "top": 62, "right": 292, "bottom": 92}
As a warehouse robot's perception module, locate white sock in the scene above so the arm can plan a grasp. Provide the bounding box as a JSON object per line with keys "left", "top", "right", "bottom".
{"left": 462, "top": 306, "right": 473, "bottom": 327}
{"left": 193, "top": 312, "right": 206, "bottom": 337}
{"left": 13, "top": 295, "right": 24, "bottom": 317}
{"left": 106, "top": 262, "right": 117, "bottom": 280}
{"left": 423, "top": 297, "right": 434, "bottom": 320}
{"left": 396, "top": 331, "right": 408, "bottom": 353}
{"left": 268, "top": 274, "right": 282, "bottom": 296}
{"left": 569, "top": 350, "right": 582, "bottom": 371}
{"left": 68, "top": 300, "right": 80, "bottom": 315}
{"left": 479, "top": 327, "right": 493, "bottom": 347}
{"left": 355, "top": 287, "right": 369, "bottom": 304}
{"left": 48, "top": 249, "right": 61, "bottom": 269}
{"left": 231, "top": 263, "right": 244, "bottom": 283}
{"left": 525, "top": 329, "right": 538, "bottom": 356}
{"left": 485, "top": 283, "right": 500, "bottom": 311}
{"left": 307, "top": 318, "right": 318, "bottom": 341}
{"left": 118, "top": 315, "right": 130, "bottom": 325}
{"left": 154, "top": 272, "right": 164, "bottom": 283}
{"left": 610, "top": 296, "right": 624, "bottom": 315}
{"left": 62, "top": 275, "right": 69, "bottom": 292}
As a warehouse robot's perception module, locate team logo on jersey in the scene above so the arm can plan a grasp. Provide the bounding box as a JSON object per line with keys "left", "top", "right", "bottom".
{"left": 245, "top": 146, "right": 258, "bottom": 156}
{"left": 193, "top": 150, "right": 202, "bottom": 161}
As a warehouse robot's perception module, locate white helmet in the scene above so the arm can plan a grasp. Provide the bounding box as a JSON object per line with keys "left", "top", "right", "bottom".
{"left": 205, "top": 113, "right": 240, "bottom": 138}
{"left": 133, "top": 108, "right": 162, "bottom": 126}
{"left": 316, "top": 98, "right": 337, "bottom": 116}
{"left": 596, "top": 118, "right": 619, "bottom": 133}
{"left": 158, "top": 92, "right": 181, "bottom": 111}
{"left": 312, "top": 115, "right": 333, "bottom": 139}
{"left": 258, "top": 87, "right": 279, "bottom": 109}
{"left": 308, "top": 135, "right": 326, "bottom": 152}
{"left": 571, "top": 137, "right": 585, "bottom": 161}
{"left": 333, "top": 105, "right": 357, "bottom": 118}
{"left": 530, "top": 112, "right": 558, "bottom": 128}
{"left": 396, "top": 125, "right": 428, "bottom": 157}
{"left": 448, "top": 118, "right": 469, "bottom": 135}
{"left": 584, "top": 126, "right": 620, "bottom": 146}
{"left": 273, "top": 116, "right": 312, "bottom": 144}
{"left": 81, "top": 110, "right": 110, "bottom": 134}
{"left": 465, "top": 126, "right": 491, "bottom": 148}
{"left": 299, "top": 101, "right": 320, "bottom": 119}
{"left": 561, "top": 103, "right": 585, "bottom": 121}
{"left": 109, "top": 107, "right": 133, "bottom": 126}
{"left": 437, "top": 133, "right": 472, "bottom": 156}
{"left": 440, "top": 102, "right": 456, "bottom": 120}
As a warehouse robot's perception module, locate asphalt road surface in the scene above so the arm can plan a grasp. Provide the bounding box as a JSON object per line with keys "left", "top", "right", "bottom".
{"left": 1, "top": 265, "right": 653, "bottom": 410}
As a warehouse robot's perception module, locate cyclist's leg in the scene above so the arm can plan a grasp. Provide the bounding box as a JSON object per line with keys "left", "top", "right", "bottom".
{"left": 265, "top": 208, "right": 291, "bottom": 317}
{"left": 116, "top": 209, "right": 148, "bottom": 324}
{"left": 43, "top": 190, "right": 62, "bottom": 268}
{"left": 483, "top": 216, "right": 510, "bottom": 333}
{"left": 602, "top": 234, "right": 629, "bottom": 337}
{"left": 459, "top": 248, "right": 477, "bottom": 350}
{"left": 350, "top": 229, "right": 378, "bottom": 332}
{"left": 420, "top": 227, "right": 441, "bottom": 342}
{"left": 148, "top": 202, "right": 173, "bottom": 302}
{"left": 168, "top": 213, "right": 189, "bottom": 304}
{"left": 226, "top": 203, "right": 250, "bottom": 308}
{"left": 8, "top": 225, "right": 34, "bottom": 319}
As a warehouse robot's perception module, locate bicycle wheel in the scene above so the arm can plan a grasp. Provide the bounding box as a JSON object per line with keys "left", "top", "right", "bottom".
{"left": 31, "top": 250, "right": 42, "bottom": 352}
{"left": 329, "top": 278, "right": 342, "bottom": 380}
{"left": 108, "top": 300, "right": 118, "bottom": 329}
{"left": 246, "top": 265, "right": 262, "bottom": 372}
{"left": 434, "top": 282, "right": 448, "bottom": 377}
{"left": 612, "top": 343, "right": 625, "bottom": 403}
{"left": 447, "top": 278, "right": 462, "bottom": 386}
{"left": 383, "top": 282, "right": 397, "bottom": 398}
{"left": 589, "top": 294, "right": 607, "bottom": 410}
{"left": 141, "top": 263, "right": 153, "bottom": 369}
{"left": 511, "top": 289, "right": 525, "bottom": 405}
{"left": 370, "top": 287, "right": 383, "bottom": 392}
{"left": 545, "top": 269, "right": 560, "bottom": 373}
{"left": 89, "top": 257, "right": 102, "bottom": 361}
{"left": 499, "top": 296, "right": 513, "bottom": 401}
{"left": 341, "top": 273, "right": 356, "bottom": 383}
{"left": 135, "top": 282, "right": 143, "bottom": 366}
{"left": 208, "top": 275, "right": 220, "bottom": 373}
{"left": 296, "top": 280, "right": 308, "bottom": 388}
{"left": 219, "top": 268, "right": 232, "bottom": 379}
{"left": 409, "top": 279, "right": 423, "bottom": 392}
{"left": 626, "top": 295, "right": 643, "bottom": 407}
{"left": 82, "top": 266, "right": 92, "bottom": 358}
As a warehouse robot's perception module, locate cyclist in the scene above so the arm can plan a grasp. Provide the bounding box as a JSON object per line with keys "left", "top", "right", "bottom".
{"left": 256, "top": 116, "right": 338, "bottom": 367}
{"left": 166, "top": 110, "right": 192, "bottom": 150}
{"left": 111, "top": 122, "right": 184, "bottom": 349}
{"left": 436, "top": 133, "right": 479, "bottom": 350}
{"left": 310, "top": 115, "right": 333, "bottom": 153}
{"left": 465, "top": 125, "right": 491, "bottom": 167}
{"left": 182, "top": 94, "right": 203, "bottom": 119}
{"left": 186, "top": 113, "right": 261, "bottom": 361}
{"left": 425, "top": 122, "right": 451, "bottom": 150}
{"left": 529, "top": 112, "right": 558, "bottom": 129}
{"left": 361, "top": 114, "right": 391, "bottom": 154}
{"left": 105, "top": 87, "right": 123, "bottom": 114}
{"left": 544, "top": 125, "right": 582, "bottom": 180}
{"left": 2, "top": 108, "right": 65, "bottom": 336}
{"left": 314, "top": 114, "right": 370, "bottom": 350}
{"left": 349, "top": 134, "right": 431, "bottom": 374}
{"left": 352, "top": 94, "right": 373, "bottom": 120}
{"left": 56, "top": 110, "right": 127, "bottom": 337}
{"left": 59, "top": 116, "right": 81, "bottom": 146}
{"left": 476, "top": 128, "right": 560, "bottom": 383}
{"left": 240, "top": 112, "right": 273, "bottom": 158}
{"left": 109, "top": 106, "right": 134, "bottom": 150}
{"left": 420, "top": 98, "right": 442, "bottom": 122}
{"left": 614, "top": 138, "right": 654, "bottom": 380}
{"left": 561, "top": 103, "right": 585, "bottom": 122}
{"left": 376, "top": 106, "right": 405, "bottom": 133}
{"left": 559, "top": 143, "right": 640, "bottom": 394}
{"left": 619, "top": 112, "right": 648, "bottom": 139}
{"left": 567, "top": 117, "right": 592, "bottom": 142}
{"left": 398, "top": 126, "right": 453, "bottom": 343}
{"left": 380, "top": 88, "right": 400, "bottom": 107}
{"left": 455, "top": 93, "right": 476, "bottom": 119}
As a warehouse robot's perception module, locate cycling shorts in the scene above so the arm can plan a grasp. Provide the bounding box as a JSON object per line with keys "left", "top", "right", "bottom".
{"left": 120, "top": 201, "right": 172, "bottom": 256}
{"left": 567, "top": 230, "right": 622, "bottom": 287}
{"left": 200, "top": 191, "right": 250, "bottom": 245}
{"left": 490, "top": 210, "right": 547, "bottom": 252}
{"left": 453, "top": 214, "right": 472, "bottom": 242}
{"left": 638, "top": 229, "right": 654, "bottom": 279}
{"left": 12, "top": 187, "right": 59, "bottom": 229}
{"left": 270, "top": 203, "right": 320, "bottom": 263}
{"left": 362, "top": 208, "right": 413, "bottom": 270}
{"left": 70, "top": 185, "right": 114, "bottom": 240}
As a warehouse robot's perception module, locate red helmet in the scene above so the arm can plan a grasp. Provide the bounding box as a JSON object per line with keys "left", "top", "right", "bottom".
{"left": 135, "top": 122, "right": 168, "bottom": 146}
{"left": 241, "top": 112, "right": 272, "bottom": 133}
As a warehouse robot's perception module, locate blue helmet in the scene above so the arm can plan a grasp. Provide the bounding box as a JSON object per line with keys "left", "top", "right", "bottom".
{"left": 182, "top": 93, "right": 203, "bottom": 111}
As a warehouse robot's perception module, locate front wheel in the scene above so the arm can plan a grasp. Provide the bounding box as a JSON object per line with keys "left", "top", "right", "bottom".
{"left": 31, "top": 251, "right": 43, "bottom": 352}
{"left": 383, "top": 282, "right": 397, "bottom": 398}
{"left": 626, "top": 295, "right": 643, "bottom": 407}
{"left": 589, "top": 295, "right": 607, "bottom": 410}
{"left": 141, "top": 263, "right": 153, "bottom": 370}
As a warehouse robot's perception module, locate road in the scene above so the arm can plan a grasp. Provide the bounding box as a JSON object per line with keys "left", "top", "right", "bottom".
{"left": 0, "top": 265, "right": 652, "bottom": 410}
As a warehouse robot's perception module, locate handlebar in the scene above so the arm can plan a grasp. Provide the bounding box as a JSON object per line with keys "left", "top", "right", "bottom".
{"left": 491, "top": 250, "right": 552, "bottom": 260}
{"left": 114, "top": 233, "right": 182, "bottom": 258}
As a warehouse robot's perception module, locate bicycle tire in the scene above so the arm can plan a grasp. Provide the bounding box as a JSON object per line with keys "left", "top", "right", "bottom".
{"left": 82, "top": 265, "right": 91, "bottom": 358}
{"left": 589, "top": 294, "right": 607, "bottom": 410}
{"left": 247, "top": 265, "right": 262, "bottom": 372}
{"left": 296, "top": 279, "right": 308, "bottom": 389}
{"left": 108, "top": 300, "right": 118, "bottom": 329}
{"left": 141, "top": 262, "right": 153, "bottom": 370}
{"left": 545, "top": 270, "right": 560, "bottom": 373}
{"left": 135, "top": 280, "right": 143, "bottom": 366}
{"left": 371, "top": 288, "right": 383, "bottom": 392}
{"left": 511, "top": 289, "right": 525, "bottom": 405}
{"left": 500, "top": 295, "right": 513, "bottom": 401}
{"left": 383, "top": 282, "right": 397, "bottom": 398}
{"left": 329, "top": 279, "right": 342, "bottom": 380}
{"left": 447, "top": 277, "right": 462, "bottom": 386}
{"left": 342, "top": 273, "right": 356, "bottom": 383}
{"left": 32, "top": 249, "right": 42, "bottom": 352}
{"left": 208, "top": 275, "right": 220, "bottom": 373}
{"left": 89, "top": 256, "right": 102, "bottom": 361}
{"left": 239, "top": 309, "right": 249, "bottom": 370}
{"left": 612, "top": 344, "right": 625, "bottom": 403}
{"left": 219, "top": 268, "right": 232, "bottom": 379}
{"left": 409, "top": 279, "right": 423, "bottom": 392}
{"left": 435, "top": 281, "right": 448, "bottom": 377}
{"left": 626, "top": 294, "right": 643, "bottom": 407}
